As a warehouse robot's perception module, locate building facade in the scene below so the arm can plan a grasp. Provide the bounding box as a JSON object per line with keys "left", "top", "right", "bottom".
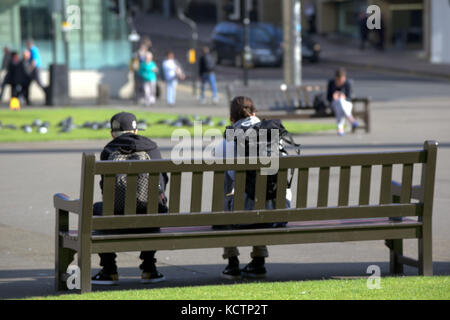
{"left": 0, "top": 0, "right": 131, "bottom": 70}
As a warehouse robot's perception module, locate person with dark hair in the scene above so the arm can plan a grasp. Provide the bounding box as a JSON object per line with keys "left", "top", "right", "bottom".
{"left": 214, "top": 96, "right": 293, "bottom": 280}
{"left": 91, "top": 112, "right": 168, "bottom": 285}
{"left": 0, "top": 50, "right": 31, "bottom": 104}
{"left": 327, "top": 68, "right": 358, "bottom": 136}
{"left": 199, "top": 46, "right": 218, "bottom": 104}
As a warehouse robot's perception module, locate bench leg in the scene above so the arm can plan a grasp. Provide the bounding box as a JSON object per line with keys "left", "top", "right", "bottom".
{"left": 386, "top": 239, "right": 404, "bottom": 275}
{"left": 78, "top": 247, "right": 92, "bottom": 293}
{"left": 418, "top": 237, "right": 433, "bottom": 276}
{"left": 55, "top": 238, "right": 76, "bottom": 291}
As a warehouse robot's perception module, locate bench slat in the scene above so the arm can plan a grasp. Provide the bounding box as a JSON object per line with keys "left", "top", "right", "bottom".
{"left": 102, "top": 175, "right": 115, "bottom": 216}
{"left": 296, "top": 168, "right": 309, "bottom": 208}
{"left": 338, "top": 166, "right": 351, "bottom": 207}
{"left": 93, "top": 151, "right": 426, "bottom": 175}
{"left": 124, "top": 174, "right": 138, "bottom": 215}
{"left": 212, "top": 171, "right": 225, "bottom": 212}
{"left": 276, "top": 169, "right": 288, "bottom": 209}
{"left": 401, "top": 164, "right": 414, "bottom": 203}
{"left": 233, "top": 171, "right": 246, "bottom": 211}
{"left": 359, "top": 165, "right": 372, "bottom": 205}
{"left": 169, "top": 172, "right": 181, "bottom": 214}
{"left": 190, "top": 172, "right": 203, "bottom": 213}
{"left": 380, "top": 165, "right": 393, "bottom": 204}
{"left": 318, "top": 167, "right": 330, "bottom": 207}
{"left": 91, "top": 203, "right": 423, "bottom": 230}
{"left": 254, "top": 173, "right": 267, "bottom": 210}
{"left": 146, "top": 173, "right": 160, "bottom": 214}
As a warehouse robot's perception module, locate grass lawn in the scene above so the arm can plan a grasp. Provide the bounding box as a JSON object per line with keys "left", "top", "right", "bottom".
{"left": 32, "top": 276, "right": 450, "bottom": 300}
{"left": 0, "top": 108, "right": 335, "bottom": 142}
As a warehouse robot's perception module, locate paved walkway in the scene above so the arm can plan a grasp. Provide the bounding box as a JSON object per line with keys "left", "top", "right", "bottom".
{"left": 0, "top": 94, "right": 449, "bottom": 298}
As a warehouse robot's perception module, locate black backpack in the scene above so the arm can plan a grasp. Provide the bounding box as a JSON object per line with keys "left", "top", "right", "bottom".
{"left": 313, "top": 93, "right": 328, "bottom": 115}
{"left": 226, "top": 119, "right": 301, "bottom": 201}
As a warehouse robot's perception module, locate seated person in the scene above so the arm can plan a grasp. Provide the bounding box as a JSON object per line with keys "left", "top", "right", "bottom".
{"left": 91, "top": 112, "right": 168, "bottom": 285}
{"left": 214, "top": 96, "right": 292, "bottom": 280}
{"left": 327, "top": 68, "right": 359, "bottom": 136}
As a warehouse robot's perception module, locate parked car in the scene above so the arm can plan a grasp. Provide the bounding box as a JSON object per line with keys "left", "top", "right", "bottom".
{"left": 210, "top": 22, "right": 320, "bottom": 67}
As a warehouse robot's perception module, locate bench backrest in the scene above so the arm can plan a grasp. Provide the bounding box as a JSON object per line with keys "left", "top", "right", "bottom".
{"left": 77, "top": 141, "right": 437, "bottom": 235}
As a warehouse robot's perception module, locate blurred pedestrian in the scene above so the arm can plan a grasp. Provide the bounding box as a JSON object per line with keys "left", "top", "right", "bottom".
{"left": 358, "top": 12, "right": 369, "bottom": 50}
{"left": 1, "top": 46, "right": 11, "bottom": 73}
{"left": 327, "top": 68, "right": 358, "bottom": 136}
{"left": 304, "top": 2, "right": 316, "bottom": 34}
{"left": 131, "top": 42, "right": 150, "bottom": 103}
{"left": 26, "top": 40, "right": 47, "bottom": 94}
{"left": 0, "top": 51, "right": 31, "bottom": 104}
{"left": 199, "top": 46, "right": 218, "bottom": 104}
{"left": 139, "top": 52, "right": 158, "bottom": 106}
{"left": 162, "top": 51, "right": 185, "bottom": 106}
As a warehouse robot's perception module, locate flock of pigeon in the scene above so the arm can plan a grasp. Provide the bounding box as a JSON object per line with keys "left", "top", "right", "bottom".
{"left": 0, "top": 116, "right": 228, "bottom": 134}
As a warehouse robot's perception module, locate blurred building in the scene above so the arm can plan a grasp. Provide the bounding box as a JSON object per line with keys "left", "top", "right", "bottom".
{"left": 0, "top": 0, "right": 131, "bottom": 70}
{"left": 315, "top": 0, "right": 450, "bottom": 63}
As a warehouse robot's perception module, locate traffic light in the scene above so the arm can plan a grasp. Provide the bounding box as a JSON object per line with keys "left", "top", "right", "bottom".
{"left": 109, "top": 0, "right": 120, "bottom": 15}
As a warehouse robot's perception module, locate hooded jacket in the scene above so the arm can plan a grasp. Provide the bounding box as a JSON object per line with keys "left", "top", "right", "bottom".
{"left": 100, "top": 133, "right": 168, "bottom": 191}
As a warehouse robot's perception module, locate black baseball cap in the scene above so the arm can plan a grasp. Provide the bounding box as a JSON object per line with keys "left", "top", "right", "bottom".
{"left": 110, "top": 112, "right": 138, "bottom": 132}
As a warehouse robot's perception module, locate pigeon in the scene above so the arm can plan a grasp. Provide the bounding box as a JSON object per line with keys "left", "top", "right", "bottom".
{"left": 38, "top": 126, "right": 48, "bottom": 134}
{"left": 41, "top": 121, "right": 50, "bottom": 128}
{"left": 82, "top": 121, "right": 92, "bottom": 128}
{"left": 202, "top": 117, "right": 214, "bottom": 126}
{"left": 179, "top": 116, "right": 194, "bottom": 127}
{"left": 58, "top": 117, "right": 73, "bottom": 128}
{"left": 32, "top": 119, "right": 42, "bottom": 127}
{"left": 156, "top": 119, "right": 171, "bottom": 125}
{"left": 4, "top": 124, "right": 17, "bottom": 130}
{"left": 217, "top": 119, "right": 227, "bottom": 126}
{"left": 21, "top": 125, "right": 32, "bottom": 133}
{"left": 98, "top": 121, "right": 110, "bottom": 129}
{"left": 170, "top": 120, "right": 183, "bottom": 127}
{"left": 91, "top": 122, "right": 100, "bottom": 130}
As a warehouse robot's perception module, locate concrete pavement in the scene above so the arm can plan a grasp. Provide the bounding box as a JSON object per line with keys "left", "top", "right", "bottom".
{"left": 1, "top": 91, "right": 450, "bottom": 298}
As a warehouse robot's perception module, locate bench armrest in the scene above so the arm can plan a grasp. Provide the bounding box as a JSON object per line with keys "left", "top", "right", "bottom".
{"left": 54, "top": 193, "right": 81, "bottom": 214}
{"left": 391, "top": 181, "right": 424, "bottom": 202}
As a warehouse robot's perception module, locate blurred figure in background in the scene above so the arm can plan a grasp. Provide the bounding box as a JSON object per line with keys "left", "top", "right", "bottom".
{"left": 131, "top": 41, "right": 150, "bottom": 103}
{"left": 327, "top": 68, "right": 358, "bottom": 136}
{"left": 199, "top": 46, "right": 218, "bottom": 104}
{"left": 304, "top": 1, "right": 316, "bottom": 34}
{"left": 0, "top": 51, "right": 31, "bottom": 104}
{"left": 162, "top": 51, "right": 185, "bottom": 106}
{"left": 26, "top": 40, "right": 46, "bottom": 94}
{"left": 358, "top": 12, "right": 369, "bottom": 50}
{"left": 139, "top": 52, "right": 158, "bottom": 106}
{"left": 0, "top": 46, "right": 11, "bottom": 100}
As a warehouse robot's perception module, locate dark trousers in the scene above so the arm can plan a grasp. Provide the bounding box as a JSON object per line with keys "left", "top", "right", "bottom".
{"left": 93, "top": 202, "right": 157, "bottom": 274}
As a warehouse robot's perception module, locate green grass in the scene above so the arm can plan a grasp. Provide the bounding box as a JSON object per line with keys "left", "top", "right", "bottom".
{"left": 31, "top": 276, "right": 450, "bottom": 300}
{"left": 0, "top": 108, "right": 335, "bottom": 142}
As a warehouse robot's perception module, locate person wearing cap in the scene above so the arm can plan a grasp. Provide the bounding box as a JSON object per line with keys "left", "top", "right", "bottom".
{"left": 91, "top": 112, "right": 169, "bottom": 285}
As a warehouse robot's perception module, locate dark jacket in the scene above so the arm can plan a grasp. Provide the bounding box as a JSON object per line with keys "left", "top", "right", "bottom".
{"left": 326, "top": 79, "right": 352, "bottom": 103}
{"left": 4, "top": 59, "right": 31, "bottom": 87}
{"left": 100, "top": 133, "right": 168, "bottom": 191}
{"left": 199, "top": 53, "right": 215, "bottom": 76}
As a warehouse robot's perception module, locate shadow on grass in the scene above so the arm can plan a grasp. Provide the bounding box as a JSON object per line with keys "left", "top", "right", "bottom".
{"left": 1, "top": 261, "right": 450, "bottom": 299}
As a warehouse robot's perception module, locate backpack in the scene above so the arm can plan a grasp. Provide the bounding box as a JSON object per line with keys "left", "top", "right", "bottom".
{"left": 313, "top": 93, "right": 328, "bottom": 115}
{"left": 227, "top": 119, "right": 301, "bottom": 201}
{"left": 107, "top": 149, "right": 168, "bottom": 214}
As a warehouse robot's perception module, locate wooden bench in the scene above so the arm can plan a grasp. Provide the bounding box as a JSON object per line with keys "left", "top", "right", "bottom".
{"left": 227, "top": 83, "right": 371, "bottom": 133}
{"left": 54, "top": 141, "right": 437, "bottom": 293}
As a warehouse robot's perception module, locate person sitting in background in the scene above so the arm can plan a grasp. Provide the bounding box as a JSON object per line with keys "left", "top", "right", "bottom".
{"left": 139, "top": 52, "right": 158, "bottom": 106}
{"left": 327, "top": 68, "right": 358, "bottom": 136}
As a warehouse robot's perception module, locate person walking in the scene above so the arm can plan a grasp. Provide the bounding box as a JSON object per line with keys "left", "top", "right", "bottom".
{"left": 199, "top": 46, "right": 219, "bottom": 104}
{"left": 162, "top": 51, "right": 184, "bottom": 106}
{"left": 139, "top": 52, "right": 158, "bottom": 106}
{"left": 327, "top": 68, "right": 358, "bottom": 136}
{"left": 26, "top": 40, "right": 46, "bottom": 94}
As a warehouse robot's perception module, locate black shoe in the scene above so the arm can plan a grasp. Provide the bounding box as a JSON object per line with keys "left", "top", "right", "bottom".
{"left": 241, "top": 258, "right": 267, "bottom": 279}
{"left": 91, "top": 269, "right": 119, "bottom": 285}
{"left": 141, "top": 270, "right": 166, "bottom": 284}
{"left": 221, "top": 257, "right": 241, "bottom": 280}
